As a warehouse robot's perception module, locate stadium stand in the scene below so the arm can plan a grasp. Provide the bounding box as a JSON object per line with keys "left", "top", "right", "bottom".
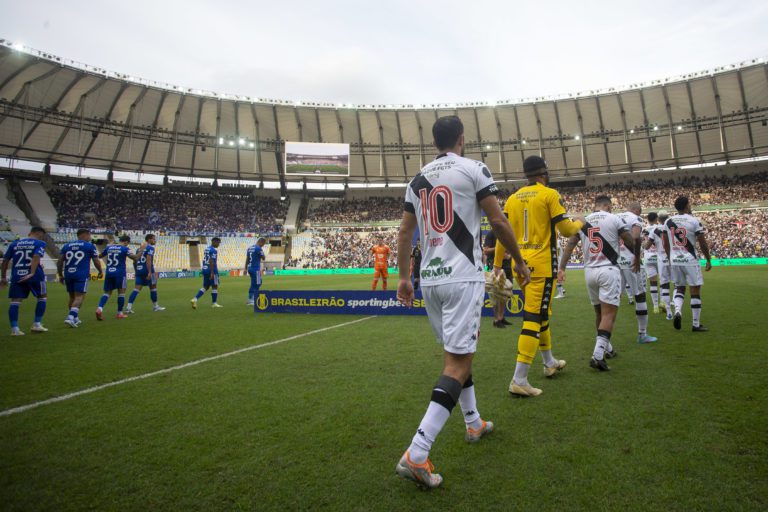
{"left": 308, "top": 197, "right": 402, "bottom": 225}
{"left": 19, "top": 181, "right": 58, "bottom": 232}
{"left": 47, "top": 184, "right": 288, "bottom": 235}
{"left": 287, "top": 229, "right": 398, "bottom": 269}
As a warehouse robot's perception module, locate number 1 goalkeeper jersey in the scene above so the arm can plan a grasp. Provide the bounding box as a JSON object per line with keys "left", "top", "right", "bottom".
{"left": 495, "top": 182, "right": 582, "bottom": 278}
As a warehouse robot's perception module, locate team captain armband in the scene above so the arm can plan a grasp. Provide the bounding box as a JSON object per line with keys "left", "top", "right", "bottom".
{"left": 476, "top": 183, "right": 499, "bottom": 201}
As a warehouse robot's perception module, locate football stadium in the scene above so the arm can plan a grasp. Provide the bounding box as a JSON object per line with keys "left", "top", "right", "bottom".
{"left": 1, "top": 2, "right": 767, "bottom": 510}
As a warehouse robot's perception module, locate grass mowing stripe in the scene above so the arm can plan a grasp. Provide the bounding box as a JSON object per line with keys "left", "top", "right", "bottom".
{"left": 0, "top": 315, "right": 375, "bottom": 418}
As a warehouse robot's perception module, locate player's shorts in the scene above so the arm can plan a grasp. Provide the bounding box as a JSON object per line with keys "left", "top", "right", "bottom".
{"left": 64, "top": 277, "right": 89, "bottom": 294}
{"left": 203, "top": 272, "right": 219, "bottom": 288}
{"left": 671, "top": 265, "right": 703, "bottom": 287}
{"left": 374, "top": 266, "right": 389, "bottom": 278}
{"left": 104, "top": 274, "right": 128, "bottom": 291}
{"left": 645, "top": 257, "right": 659, "bottom": 278}
{"left": 422, "top": 281, "right": 484, "bottom": 355}
{"left": 620, "top": 268, "right": 643, "bottom": 297}
{"left": 135, "top": 272, "right": 157, "bottom": 287}
{"left": 248, "top": 270, "right": 262, "bottom": 288}
{"left": 585, "top": 266, "right": 622, "bottom": 306}
{"left": 521, "top": 276, "right": 555, "bottom": 319}
{"left": 8, "top": 279, "right": 47, "bottom": 299}
{"left": 657, "top": 259, "right": 671, "bottom": 284}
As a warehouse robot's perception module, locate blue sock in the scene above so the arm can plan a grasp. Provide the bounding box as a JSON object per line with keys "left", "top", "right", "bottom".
{"left": 9, "top": 303, "right": 20, "bottom": 329}
{"left": 117, "top": 294, "right": 125, "bottom": 313}
{"left": 195, "top": 288, "right": 205, "bottom": 300}
{"left": 34, "top": 299, "right": 46, "bottom": 323}
{"left": 150, "top": 289, "right": 158, "bottom": 304}
{"left": 98, "top": 294, "right": 109, "bottom": 308}
{"left": 69, "top": 307, "right": 79, "bottom": 319}
{"left": 212, "top": 291, "right": 218, "bottom": 304}
{"left": 128, "top": 289, "right": 140, "bottom": 305}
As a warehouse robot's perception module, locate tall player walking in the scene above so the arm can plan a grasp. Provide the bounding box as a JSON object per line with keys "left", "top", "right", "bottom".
{"left": 394, "top": 116, "right": 529, "bottom": 489}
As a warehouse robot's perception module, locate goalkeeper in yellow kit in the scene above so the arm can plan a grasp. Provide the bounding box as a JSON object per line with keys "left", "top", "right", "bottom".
{"left": 494, "top": 156, "right": 584, "bottom": 397}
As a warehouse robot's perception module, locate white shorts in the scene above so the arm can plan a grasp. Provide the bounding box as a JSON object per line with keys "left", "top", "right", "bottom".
{"left": 585, "top": 266, "right": 622, "bottom": 307}
{"left": 657, "top": 259, "right": 671, "bottom": 284}
{"left": 671, "top": 265, "right": 703, "bottom": 287}
{"left": 620, "top": 268, "right": 643, "bottom": 297}
{"left": 645, "top": 257, "right": 658, "bottom": 278}
{"left": 422, "top": 281, "right": 484, "bottom": 355}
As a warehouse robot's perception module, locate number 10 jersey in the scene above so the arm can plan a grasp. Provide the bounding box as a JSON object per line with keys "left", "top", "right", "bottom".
{"left": 404, "top": 151, "right": 498, "bottom": 288}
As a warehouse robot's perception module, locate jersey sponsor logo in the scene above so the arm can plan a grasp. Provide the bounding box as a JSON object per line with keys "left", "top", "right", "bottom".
{"left": 420, "top": 257, "right": 453, "bottom": 279}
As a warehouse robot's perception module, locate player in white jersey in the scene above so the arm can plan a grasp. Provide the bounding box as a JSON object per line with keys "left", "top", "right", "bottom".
{"left": 559, "top": 195, "right": 637, "bottom": 370}
{"left": 643, "top": 212, "right": 664, "bottom": 313}
{"left": 662, "top": 196, "right": 712, "bottom": 332}
{"left": 394, "top": 116, "right": 530, "bottom": 489}
{"left": 652, "top": 210, "right": 673, "bottom": 319}
{"left": 554, "top": 242, "right": 566, "bottom": 299}
{"left": 617, "top": 203, "right": 658, "bottom": 344}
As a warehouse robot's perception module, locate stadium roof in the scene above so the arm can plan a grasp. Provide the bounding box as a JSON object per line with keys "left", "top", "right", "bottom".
{"left": 0, "top": 41, "right": 766, "bottom": 185}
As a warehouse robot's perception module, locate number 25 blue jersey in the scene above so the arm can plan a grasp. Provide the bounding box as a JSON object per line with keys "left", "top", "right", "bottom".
{"left": 5, "top": 238, "right": 47, "bottom": 283}
{"left": 61, "top": 240, "right": 97, "bottom": 280}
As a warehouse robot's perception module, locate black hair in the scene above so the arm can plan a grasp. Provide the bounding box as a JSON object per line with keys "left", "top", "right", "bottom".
{"left": 119, "top": 235, "right": 131, "bottom": 243}
{"left": 145, "top": 234, "right": 155, "bottom": 242}
{"left": 647, "top": 212, "right": 658, "bottom": 222}
{"left": 432, "top": 116, "right": 464, "bottom": 151}
{"left": 212, "top": 237, "right": 221, "bottom": 243}
{"left": 594, "top": 195, "right": 612, "bottom": 206}
{"left": 674, "top": 196, "right": 689, "bottom": 212}
{"left": 30, "top": 226, "right": 45, "bottom": 235}
{"left": 77, "top": 228, "right": 91, "bottom": 236}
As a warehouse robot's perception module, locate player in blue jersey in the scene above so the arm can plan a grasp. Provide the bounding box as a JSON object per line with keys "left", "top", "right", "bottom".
{"left": 96, "top": 235, "right": 143, "bottom": 320}
{"left": 57, "top": 228, "right": 103, "bottom": 328}
{"left": 0, "top": 227, "right": 49, "bottom": 335}
{"left": 245, "top": 237, "right": 267, "bottom": 306}
{"left": 125, "top": 234, "right": 165, "bottom": 313}
{"left": 191, "top": 237, "right": 223, "bottom": 309}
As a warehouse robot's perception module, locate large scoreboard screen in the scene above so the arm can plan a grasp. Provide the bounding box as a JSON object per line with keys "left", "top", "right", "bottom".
{"left": 284, "top": 142, "right": 350, "bottom": 176}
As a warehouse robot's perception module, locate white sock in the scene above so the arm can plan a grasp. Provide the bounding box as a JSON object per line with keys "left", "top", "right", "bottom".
{"left": 636, "top": 299, "right": 648, "bottom": 334}
{"left": 661, "top": 285, "right": 670, "bottom": 309}
{"left": 691, "top": 296, "right": 702, "bottom": 327}
{"left": 674, "top": 292, "right": 685, "bottom": 315}
{"left": 540, "top": 349, "right": 557, "bottom": 368}
{"left": 513, "top": 362, "right": 531, "bottom": 386}
{"left": 649, "top": 285, "right": 659, "bottom": 307}
{"left": 458, "top": 381, "right": 482, "bottom": 429}
{"left": 593, "top": 334, "right": 609, "bottom": 360}
{"left": 409, "top": 401, "right": 452, "bottom": 463}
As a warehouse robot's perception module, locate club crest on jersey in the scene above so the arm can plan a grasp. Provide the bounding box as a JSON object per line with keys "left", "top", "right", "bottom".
{"left": 420, "top": 257, "right": 453, "bottom": 279}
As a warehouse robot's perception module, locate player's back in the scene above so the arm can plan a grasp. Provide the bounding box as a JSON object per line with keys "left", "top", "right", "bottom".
{"left": 504, "top": 183, "right": 562, "bottom": 276}
{"left": 404, "top": 152, "right": 497, "bottom": 286}
{"left": 104, "top": 244, "right": 129, "bottom": 275}
{"left": 248, "top": 245, "right": 263, "bottom": 271}
{"left": 202, "top": 246, "right": 217, "bottom": 271}
{"left": 580, "top": 211, "right": 626, "bottom": 267}
{"left": 6, "top": 238, "right": 46, "bottom": 282}
{"left": 135, "top": 244, "right": 155, "bottom": 274}
{"left": 61, "top": 240, "right": 95, "bottom": 279}
{"left": 615, "top": 211, "right": 642, "bottom": 267}
{"left": 665, "top": 214, "right": 704, "bottom": 265}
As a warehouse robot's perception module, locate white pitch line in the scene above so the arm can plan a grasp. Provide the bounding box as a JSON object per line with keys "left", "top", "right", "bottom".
{"left": 0, "top": 315, "right": 376, "bottom": 418}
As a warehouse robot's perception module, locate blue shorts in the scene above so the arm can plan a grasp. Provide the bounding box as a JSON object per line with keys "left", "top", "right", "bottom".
{"left": 135, "top": 273, "right": 157, "bottom": 287}
{"left": 8, "top": 279, "right": 47, "bottom": 299}
{"left": 104, "top": 275, "right": 128, "bottom": 291}
{"left": 249, "top": 270, "right": 262, "bottom": 287}
{"left": 65, "top": 277, "right": 89, "bottom": 294}
{"left": 203, "top": 272, "right": 219, "bottom": 288}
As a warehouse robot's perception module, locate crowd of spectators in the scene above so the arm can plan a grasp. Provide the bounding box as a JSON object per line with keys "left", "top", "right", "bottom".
{"left": 49, "top": 184, "right": 288, "bottom": 235}
{"left": 698, "top": 209, "right": 768, "bottom": 259}
{"left": 302, "top": 173, "right": 767, "bottom": 224}
{"left": 307, "top": 197, "right": 402, "bottom": 224}
{"left": 287, "top": 229, "right": 398, "bottom": 269}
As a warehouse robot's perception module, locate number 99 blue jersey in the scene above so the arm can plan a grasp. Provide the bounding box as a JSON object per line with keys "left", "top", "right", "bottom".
{"left": 5, "top": 238, "right": 47, "bottom": 283}
{"left": 61, "top": 240, "right": 98, "bottom": 280}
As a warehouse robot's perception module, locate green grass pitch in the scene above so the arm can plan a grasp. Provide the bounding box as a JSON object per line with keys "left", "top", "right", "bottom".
{"left": 0, "top": 268, "right": 766, "bottom": 510}
{"left": 285, "top": 163, "right": 349, "bottom": 175}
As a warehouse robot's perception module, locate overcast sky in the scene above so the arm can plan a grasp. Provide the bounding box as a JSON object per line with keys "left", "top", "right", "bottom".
{"left": 2, "top": 0, "right": 767, "bottom": 105}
